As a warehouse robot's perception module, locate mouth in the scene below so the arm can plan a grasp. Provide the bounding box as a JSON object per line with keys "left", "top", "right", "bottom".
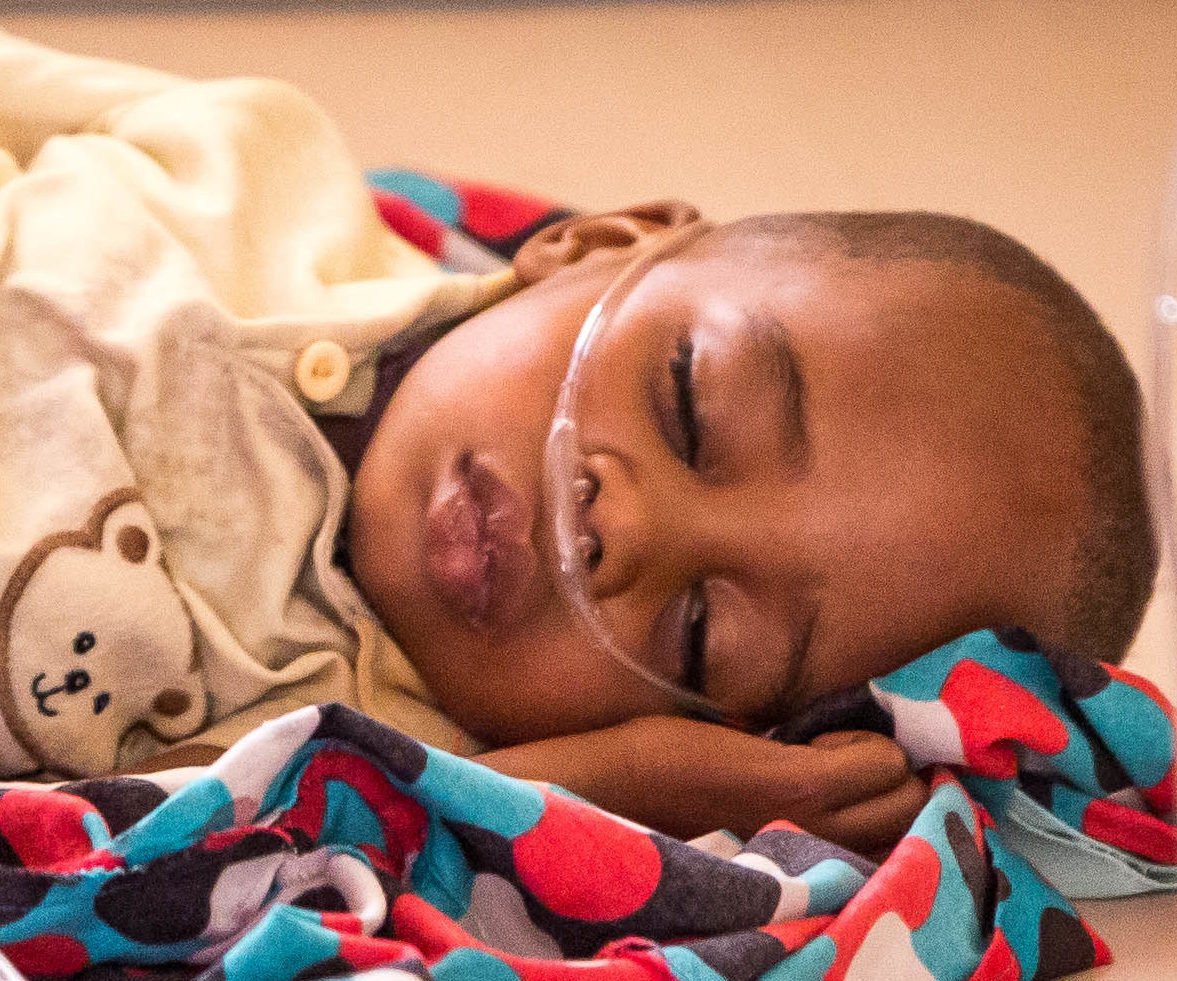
{"left": 424, "top": 451, "right": 538, "bottom": 631}
{"left": 31, "top": 674, "right": 59, "bottom": 718}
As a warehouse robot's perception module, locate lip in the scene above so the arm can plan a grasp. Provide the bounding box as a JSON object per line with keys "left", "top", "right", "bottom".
{"left": 424, "top": 452, "right": 538, "bottom": 630}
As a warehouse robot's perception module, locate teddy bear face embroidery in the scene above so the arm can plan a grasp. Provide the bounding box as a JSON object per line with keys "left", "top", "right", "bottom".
{"left": 0, "top": 490, "right": 208, "bottom": 777}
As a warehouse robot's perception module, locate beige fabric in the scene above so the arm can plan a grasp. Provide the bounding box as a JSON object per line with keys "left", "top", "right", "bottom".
{"left": 0, "top": 33, "right": 507, "bottom": 776}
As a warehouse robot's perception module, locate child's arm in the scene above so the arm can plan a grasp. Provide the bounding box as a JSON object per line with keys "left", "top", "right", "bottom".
{"left": 129, "top": 716, "right": 926, "bottom": 851}
{"left": 474, "top": 717, "right": 928, "bottom": 852}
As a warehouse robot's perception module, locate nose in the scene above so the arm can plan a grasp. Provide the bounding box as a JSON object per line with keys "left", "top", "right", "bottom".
{"left": 148, "top": 683, "right": 206, "bottom": 740}
{"left": 64, "top": 669, "right": 90, "bottom": 694}
{"left": 580, "top": 451, "right": 716, "bottom": 600}
{"left": 579, "top": 454, "right": 649, "bottom": 598}
{"left": 578, "top": 446, "right": 821, "bottom": 608}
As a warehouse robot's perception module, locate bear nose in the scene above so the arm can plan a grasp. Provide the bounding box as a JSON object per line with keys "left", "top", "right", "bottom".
{"left": 64, "top": 669, "right": 90, "bottom": 694}
{"left": 152, "top": 689, "right": 191, "bottom": 718}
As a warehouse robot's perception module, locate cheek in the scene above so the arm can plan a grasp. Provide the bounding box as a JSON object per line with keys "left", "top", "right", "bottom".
{"left": 415, "top": 611, "right": 675, "bottom": 747}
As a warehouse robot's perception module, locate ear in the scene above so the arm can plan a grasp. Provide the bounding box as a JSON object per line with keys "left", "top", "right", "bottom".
{"left": 100, "top": 500, "right": 161, "bottom": 567}
{"left": 512, "top": 200, "right": 703, "bottom": 285}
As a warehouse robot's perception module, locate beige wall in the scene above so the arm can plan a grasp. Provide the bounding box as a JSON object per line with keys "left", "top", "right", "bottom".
{"left": 8, "top": 2, "right": 1176, "bottom": 364}
{"left": 6, "top": 0, "right": 1176, "bottom": 688}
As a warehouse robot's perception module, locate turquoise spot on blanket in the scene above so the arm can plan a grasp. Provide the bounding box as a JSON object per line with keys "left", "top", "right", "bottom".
{"left": 0, "top": 876, "right": 205, "bottom": 966}
{"left": 256, "top": 740, "right": 323, "bottom": 820}
{"left": 82, "top": 810, "right": 112, "bottom": 850}
{"left": 433, "top": 947, "right": 521, "bottom": 981}
{"left": 876, "top": 629, "right": 1065, "bottom": 705}
{"left": 221, "top": 905, "right": 339, "bottom": 981}
{"left": 961, "top": 773, "right": 1016, "bottom": 820}
{"left": 803, "top": 858, "right": 866, "bottom": 915}
{"left": 366, "top": 169, "right": 460, "bottom": 225}
{"left": 411, "top": 816, "right": 475, "bottom": 920}
{"left": 908, "top": 781, "right": 988, "bottom": 979}
{"left": 322, "top": 779, "right": 387, "bottom": 851}
{"left": 873, "top": 631, "right": 998, "bottom": 701}
{"left": 112, "top": 776, "right": 233, "bottom": 866}
{"left": 877, "top": 630, "right": 1108, "bottom": 793}
{"left": 985, "top": 826, "right": 1079, "bottom": 980}
{"left": 416, "top": 748, "right": 545, "bottom": 838}
{"left": 1050, "top": 783, "right": 1090, "bottom": 831}
{"left": 760, "top": 934, "right": 836, "bottom": 979}
{"left": 663, "top": 946, "right": 726, "bottom": 980}
{"left": 1080, "top": 680, "right": 1174, "bottom": 787}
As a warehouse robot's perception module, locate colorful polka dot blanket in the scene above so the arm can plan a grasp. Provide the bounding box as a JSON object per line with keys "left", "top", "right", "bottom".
{"left": 0, "top": 628, "right": 1173, "bottom": 980}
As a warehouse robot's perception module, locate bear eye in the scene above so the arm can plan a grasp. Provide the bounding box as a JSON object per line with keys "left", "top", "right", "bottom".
{"left": 73, "top": 632, "right": 95, "bottom": 655}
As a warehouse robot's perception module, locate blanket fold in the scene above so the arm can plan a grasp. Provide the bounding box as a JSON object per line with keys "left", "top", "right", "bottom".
{"left": 0, "top": 629, "right": 1172, "bottom": 981}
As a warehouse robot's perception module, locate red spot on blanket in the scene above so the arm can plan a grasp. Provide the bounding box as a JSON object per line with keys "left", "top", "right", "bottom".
{"left": 823, "top": 835, "right": 941, "bottom": 979}
{"left": 760, "top": 915, "right": 835, "bottom": 952}
{"left": 759, "top": 818, "right": 805, "bottom": 835}
{"left": 372, "top": 192, "right": 444, "bottom": 258}
{"left": 320, "top": 911, "right": 363, "bottom": 934}
{"left": 593, "top": 938, "right": 676, "bottom": 980}
{"left": 337, "top": 931, "right": 418, "bottom": 969}
{"left": 1, "top": 935, "right": 89, "bottom": 976}
{"left": 0, "top": 790, "right": 102, "bottom": 870}
{"left": 1081, "top": 798, "right": 1177, "bottom": 864}
{"left": 202, "top": 826, "right": 282, "bottom": 852}
{"left": 514, "top": 790, "right": 662, "bottom": 921}
{"left": 452, "top": 180, "right": 559, "bottom": 240}
{"left": 50, "top": 848, "right": 123, "bottom": 874}
{"left": 391, "top": 893, "right": 485, "bottom": 964}
{"left": 1100, "top": 666, "right": 1177, "bottom": 818}
{"left": 1084, "top": 919, "right": 1113, "bottom": 967}
{"left": 393, "top": 883, "right": 676, "bottom": 981}
{"left": 279, "top": 750, "right": 428, "bottom": 878}
{"left": 970, "top": 928, "right": 1018, "bottom": 981}
{"left": 940, "top": 661, "right": 1068, "bottom": 777}
{"left": 1144, "top": 758, "right": 1176, "bottom": 819}
{"left": 1104, "top": 663, "right": 1175, "bottom": 716}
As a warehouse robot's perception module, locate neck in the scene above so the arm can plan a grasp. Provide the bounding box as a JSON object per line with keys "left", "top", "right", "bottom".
{"left": 314, "top": 334, "right": 441, "bottom": 480}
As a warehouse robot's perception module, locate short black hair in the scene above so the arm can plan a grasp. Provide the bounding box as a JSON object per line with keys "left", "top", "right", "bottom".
{"left": 730, "top": 211, "right": 1157, "bottom": 663}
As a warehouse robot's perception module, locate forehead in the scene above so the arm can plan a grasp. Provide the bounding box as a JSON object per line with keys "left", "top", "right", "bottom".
{"left": 659, "top": 228, "right": 1060, "bottom": 358}
{"left": 623, "top": 231, "right": 1085, "bottom": 459}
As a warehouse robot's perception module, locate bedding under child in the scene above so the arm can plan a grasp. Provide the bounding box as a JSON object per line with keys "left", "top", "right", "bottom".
{"left": 0, "top": 626, "right": 1172, "bottom": 981}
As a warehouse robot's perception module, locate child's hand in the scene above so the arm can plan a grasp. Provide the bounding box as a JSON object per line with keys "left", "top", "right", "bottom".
{"left": 475, "top": 717, "right": 929, "bottom": 854}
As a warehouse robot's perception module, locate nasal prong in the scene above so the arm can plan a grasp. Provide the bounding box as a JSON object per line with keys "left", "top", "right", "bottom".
{"left": 575, "top": 473, "right": 599, "bottom": 507}
{"left": 577, "top": 531, "right": 603, "bottom": 572}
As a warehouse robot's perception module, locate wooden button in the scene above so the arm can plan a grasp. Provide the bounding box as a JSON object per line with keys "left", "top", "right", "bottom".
{"left": 295, "top": 340, "right": 351, "bottom": 403}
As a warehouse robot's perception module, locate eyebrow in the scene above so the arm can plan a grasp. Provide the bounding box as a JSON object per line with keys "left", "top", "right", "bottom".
{"left": 749, "top": 311, "right": 809, "bottom": 474}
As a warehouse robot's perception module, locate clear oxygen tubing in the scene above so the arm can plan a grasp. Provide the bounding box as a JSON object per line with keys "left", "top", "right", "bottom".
{"left": 541, "top": 220, "right": 742, "bottom": 725}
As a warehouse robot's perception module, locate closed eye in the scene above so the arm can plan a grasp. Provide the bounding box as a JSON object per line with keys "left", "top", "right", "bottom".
{"left": 669, "top": 335, "right": 700, "bottom": 467}
{"left": 681, "top": 583, "right": 708, "bottom": 694}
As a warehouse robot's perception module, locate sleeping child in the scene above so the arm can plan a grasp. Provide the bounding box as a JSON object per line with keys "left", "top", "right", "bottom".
{"left": 0, "top": 34, "right": 1156, "bottom": 856}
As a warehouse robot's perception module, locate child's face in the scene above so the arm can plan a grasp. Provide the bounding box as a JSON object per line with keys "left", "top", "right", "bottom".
{"left": 350, "top": 217, "right": 1087, "bottom": 747}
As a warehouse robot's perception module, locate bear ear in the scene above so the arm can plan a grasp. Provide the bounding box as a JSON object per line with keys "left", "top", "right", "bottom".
{"left": 100, "top": 500, "right": 160, "bottom": 567}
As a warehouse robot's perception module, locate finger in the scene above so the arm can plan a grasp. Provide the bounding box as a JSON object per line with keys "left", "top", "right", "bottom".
{"left": 808, "top": 729, "right": 875, "bottom": 750}
{"left": 823, "top": 773, "right": 931, "bottom": 854}
{"left": 643, "top": 722, "right": 909, "bottom": 838}
{"left": 807, "top": 732, "right": 914, "bottom": 809}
